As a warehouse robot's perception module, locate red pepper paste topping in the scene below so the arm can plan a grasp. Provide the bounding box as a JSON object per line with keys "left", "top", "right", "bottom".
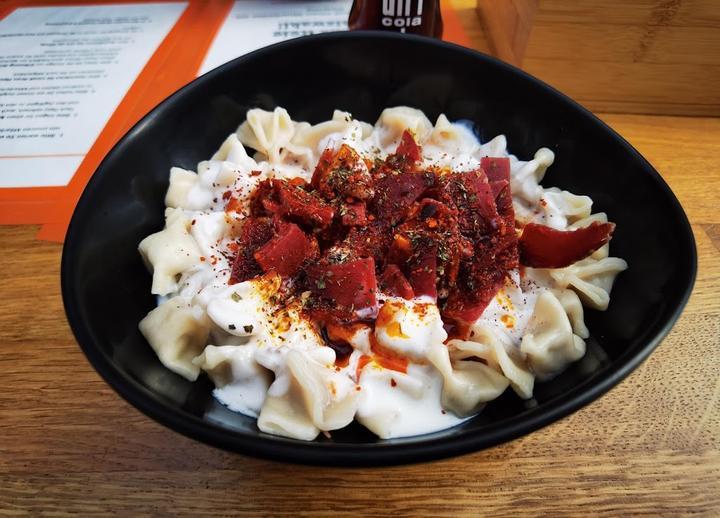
{"left": 227, "top": 132, "right": 613, "bottom": 341}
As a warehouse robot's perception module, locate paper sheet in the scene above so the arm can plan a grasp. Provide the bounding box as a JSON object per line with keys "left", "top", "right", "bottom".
{"left": 199, "top": 0, "right": 352, "bottom": 76}
{"left": 0, "top": 3, "right": 186, "bottom": 188}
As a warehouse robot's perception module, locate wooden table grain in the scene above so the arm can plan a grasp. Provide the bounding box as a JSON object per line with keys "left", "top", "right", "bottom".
{"left": 2, "top": 6, "right": 720, "bottom": 517}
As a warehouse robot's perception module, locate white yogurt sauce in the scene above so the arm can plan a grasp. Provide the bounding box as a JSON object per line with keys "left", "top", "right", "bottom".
{"left": 356, "top": 363, "right": 467, "bottom": 439}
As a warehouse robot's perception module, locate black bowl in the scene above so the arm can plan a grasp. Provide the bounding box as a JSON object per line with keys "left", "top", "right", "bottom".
{"left": 62, "top": 32, "right": 696, "bottom": 466}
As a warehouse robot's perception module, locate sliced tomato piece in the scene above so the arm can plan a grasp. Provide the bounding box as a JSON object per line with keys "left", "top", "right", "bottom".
{"left": 519, "top": 221, "right": 616, "bottom": 268}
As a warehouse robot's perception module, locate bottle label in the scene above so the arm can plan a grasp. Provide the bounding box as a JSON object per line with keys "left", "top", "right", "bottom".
{"left": 381, "top": 0, "right": 424, "bottom": 33}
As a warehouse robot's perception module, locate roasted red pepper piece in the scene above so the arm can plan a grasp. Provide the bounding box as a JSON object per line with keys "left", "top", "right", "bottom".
{"left": 386, "top": 231, "right": 414, "bottom": 266}
{"left": 438, "top": 169, "right": 502, "bottom": 237}
{"left": 482, "top": 157, "right": 513, "bottom": 234}
{"left": 408, "top": 246, "right": 438, "bottom": 299}
{"left": 442, "top": 270, "right": 506, "bottom": 325}
{"left": 386, "top": 130, "right": 422, "bottom": 173}
{"left": 249, "top": 180, "right": 275, "bottom": 217}
{"left": 261, "top": 198, "right": 281, "bottom": 214}
{"left": 371, "top": 170, "right": 435, "bottom": 223}
{"left": 489, "top": 179, "right": 509, "bottom": 200}
{"left": 342, "top": 221, "right": 394, "bottom": 265}
{"left": 274, "top": 180, "right": 335, "bottom": 228}
{"left": 481, "top": 157, "right": 511, "bottom": 183}
{"left": 339, "top": 202, "right": 367, "bottom": 227}
{"left": 519, "top": 221, "right": 616, "bottom": 268}
{"left": 311, "top": 147, "right": 335, "bottom": 190}
{"left": 379, "top": 264, "right": 415, "bottom": 299}
{"left": 484, "top": 156, "right": 515, "bottom": 271}
{"left": 388, "top": 198, "right": 472, "bottom": 299}
{"left": 254, "top": 221, "right": 319, "bottom": 277}
{"left": 312, "top": 144, "right": 374, "bottom": 201}
{"left": 306, "top": 257, "right": 378, "bottom": 311}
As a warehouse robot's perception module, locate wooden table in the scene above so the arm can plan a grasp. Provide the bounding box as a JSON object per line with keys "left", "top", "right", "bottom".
{"left": 2, "top": 5, "right": 719, "bottom": 517}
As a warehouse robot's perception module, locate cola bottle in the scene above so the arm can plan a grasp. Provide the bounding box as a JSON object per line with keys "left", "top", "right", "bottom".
{"left": 348, "top": 0, "right": 443, "bottom": 39}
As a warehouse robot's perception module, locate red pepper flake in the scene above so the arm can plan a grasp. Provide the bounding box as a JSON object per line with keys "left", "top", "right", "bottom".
{"left": 225, "top": 196, "right": 243, "bottom": 213}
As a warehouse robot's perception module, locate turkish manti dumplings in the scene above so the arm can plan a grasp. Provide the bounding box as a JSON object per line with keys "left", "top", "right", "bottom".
{"left": 138, "top": 106, "right": 627, "bottom": 440}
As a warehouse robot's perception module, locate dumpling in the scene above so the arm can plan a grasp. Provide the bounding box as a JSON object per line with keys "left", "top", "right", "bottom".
{"left": 520, "top": 291, "right": 586, "bottom": 380}
{"left": 138, "top": 208, "right": 201, "bottom": 295}
{"left": 257, "top": 388, "right": 319, "bottom": 441}
{"left": 522, "top": 211, "right": 627, "bottom": 311}
{"left": 211, "top": 133, "right": 259, "bottom": 171}
{"left": 536, "top": 187, "right": 593, "bottom": 230}
{"left": 448, "top": 333, "right": 535, "bottom": 400}
{"left": 552, "top": 288, "right": 590, "bottom": 339}
{"left": 291, "top": 110, "right": 372, "bottom": 154}
{"left": 355, "top": 363, "right": 466, "bottom": 439}
{"left": 139, "top": 296, "right": 210, "bottom": 381}
{"left": 165, "top": 167, "right": 197, "bottom": 209}
{"left": 510, "top": 147, "right": 555, "bottom": 207}
{"left": 189, "top": 211, "right": 229, "bottom": 258}
{"left": 476, "top": 134, "right": 507, "bottom": 158}
{"left": 429, "top": 114, "right": 480, "bottom": 154}
{"left": 375, "top": 106, "right": 433, "bottom": 147}
{"left": 257, "top": 349, "right": 359, "bottom": 440}
{"left": 374, "top": 298, "right": 447, "bottom": 361}
{"left": 167, "top": 135, "right": 253, "bottom": 212}
{"left": 548, "top": 256, "right": 628, "bottom": 311}
{"left": 205, "top": 279, "right": 279, "bottom": 339}
{"left": 355, "top": 366, "right": 423, "bottom": 439}
{"left": 192, "top": 344, "right": 272, "bottom": 417}
{"left": 236, "top": 107, "right": 295, "bottom": 163}
{"left": 426, "top": 343, "right": 509, "bottom": 416}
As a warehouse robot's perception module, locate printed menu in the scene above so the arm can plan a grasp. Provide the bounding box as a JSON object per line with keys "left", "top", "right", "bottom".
{"left": 0, "top": 3, "right": 186, "bottom": 189}
{"left": 200, "top": 0, "right": 351, "bottom": 75}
